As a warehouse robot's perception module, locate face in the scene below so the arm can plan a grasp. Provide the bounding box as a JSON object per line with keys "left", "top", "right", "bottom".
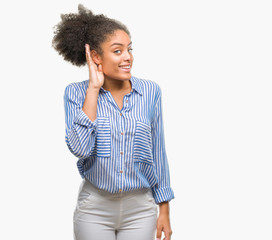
{"left": 96, "top": 30, "right": 134, "bottom": 81}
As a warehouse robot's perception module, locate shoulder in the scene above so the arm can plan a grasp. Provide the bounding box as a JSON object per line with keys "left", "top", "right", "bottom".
{"left": 64, "top": 79, "right": 88, "bottom": 98}
{"left": 131, "top": 76, "right": 161, "bottom": 98}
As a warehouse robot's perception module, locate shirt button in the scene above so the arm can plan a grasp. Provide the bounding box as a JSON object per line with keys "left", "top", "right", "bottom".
{"left": 119, "top": 189, "right": 122, "bottom": 192}
{"left": 120, "top": 151, "right": 123, "bottom": 155}
{"left": 121, "top": 132, "right": 124, "bottom": 135}
{"left": 120, "top": 113, "right": 122, "bottom": 116}
{"left": 120, "top": 170, "right": 123, "bottom": 173}
{"left": 126, "top": 100, "right": 128, "bottom": 103}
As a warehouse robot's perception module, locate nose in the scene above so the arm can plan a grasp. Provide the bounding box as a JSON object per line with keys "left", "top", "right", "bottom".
{"left": 124, "top": 50, "right": 132, "bottom": 61}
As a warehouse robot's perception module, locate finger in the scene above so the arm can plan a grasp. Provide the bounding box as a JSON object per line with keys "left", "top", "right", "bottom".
{"left": 85, "top": 44, "right": 95, "bottom": 65}
{"left": 164, "top": 229, "right": 172, "bottom": 240}
{"left": 85, "top": 44, "right": 92, "bottom": 62}
{"left": 156, "top": 226, "right": 162, "bottom": 240}
{"left": 97, "top": 64, "right": 103, "bottom": 73}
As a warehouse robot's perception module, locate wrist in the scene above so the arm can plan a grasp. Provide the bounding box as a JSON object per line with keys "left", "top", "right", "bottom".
{"left": 159, "top": 201, "right": 170, "bottom": 215}
{"left": 87, "top": 86, "right": 100, "bottom": 93}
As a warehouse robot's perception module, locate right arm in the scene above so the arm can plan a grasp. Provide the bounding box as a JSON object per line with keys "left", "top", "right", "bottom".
{"left": 64, "top": 85, "right": 99, "bottom": 158}
{"left": 64, "top": 44, "right": 104, "bottom": 158}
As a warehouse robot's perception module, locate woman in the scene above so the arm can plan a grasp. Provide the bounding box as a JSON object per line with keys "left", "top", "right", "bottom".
{"left": 52, "top": 4, "right": 174, "bottom": 240}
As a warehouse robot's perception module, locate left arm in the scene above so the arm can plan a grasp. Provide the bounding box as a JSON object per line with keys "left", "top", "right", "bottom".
{"left": 151, "top": 86, "right": 174, "bottom": 239}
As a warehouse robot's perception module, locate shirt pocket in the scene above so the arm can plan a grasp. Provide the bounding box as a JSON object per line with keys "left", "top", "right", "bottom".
{"left": 133, "top": 120, "right": 153, "bottom": 164}
{"left": 133, "top": 121, "right": 158, "bottom": 187}
{"left": 96, "top": 117, "right": 111, "bottom": 158}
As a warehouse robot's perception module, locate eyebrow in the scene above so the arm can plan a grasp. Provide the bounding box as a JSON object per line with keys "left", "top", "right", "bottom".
{"left": 110, "top": 41, "right": 132, "bottom": 47}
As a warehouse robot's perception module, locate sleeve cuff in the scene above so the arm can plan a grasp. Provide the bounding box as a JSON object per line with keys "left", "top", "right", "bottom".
{"left": 73, "top": 109, "right": 97, "bottom": 130}
{"left": 151, "top": 186, "right": 175, "bottom": 204}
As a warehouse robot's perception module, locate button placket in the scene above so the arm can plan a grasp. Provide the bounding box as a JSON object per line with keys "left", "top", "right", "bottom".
{"left": 123, "top": 95, "right": 131, "bottom": 112}
{"left": 119, "top": 111, "right": 125, "bottom": 192}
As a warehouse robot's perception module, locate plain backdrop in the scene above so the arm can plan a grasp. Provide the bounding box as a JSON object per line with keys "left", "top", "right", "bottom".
{"left": 0, "top": 0, "right": 271, "bottom": 239}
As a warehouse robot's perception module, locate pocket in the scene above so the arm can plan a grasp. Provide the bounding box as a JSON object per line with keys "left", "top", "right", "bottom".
{"left": 133, "top": 121, "right": 158, "bottom": 187}
{"left": 133, "top": 121, "right": 153, "bottom": 164}
{"left": 145, "top": 189, "right": 155, "bottom": 204}
{"left": 73, "top": 190, "right": 97, "bottom": 222}
{"left": 96, "top": 117, "right": 111, "bottom": 157}
{"left": 76, "top": 190, "right": 95, "bottom": 208}
{"left": 144, "top": 190, "right": 158, "bottom": 214}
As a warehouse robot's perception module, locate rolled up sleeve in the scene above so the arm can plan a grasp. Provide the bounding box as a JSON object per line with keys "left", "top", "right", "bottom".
{"left": 64, "top": 84, "right": 97, "bottom": 158}
{"left": 151, "top": 86, "right": 175, "bottom": 204}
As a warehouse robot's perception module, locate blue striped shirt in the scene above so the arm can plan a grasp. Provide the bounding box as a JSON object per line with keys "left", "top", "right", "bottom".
{"left": 64, "top": 76, "right": 175, "bottom": 204}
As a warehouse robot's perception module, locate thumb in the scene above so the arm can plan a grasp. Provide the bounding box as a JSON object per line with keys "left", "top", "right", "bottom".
{"left": 97, "top": 64, "right": 103, "bottom": 72}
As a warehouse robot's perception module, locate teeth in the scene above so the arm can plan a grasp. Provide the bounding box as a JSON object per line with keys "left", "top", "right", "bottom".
{"left": 120, "top": 65, "right": 130, "bottom": 69}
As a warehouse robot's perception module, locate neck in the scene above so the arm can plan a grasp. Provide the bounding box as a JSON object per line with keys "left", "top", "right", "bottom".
{"left": 102, "top": 77, "right": 132, "bottom": 93}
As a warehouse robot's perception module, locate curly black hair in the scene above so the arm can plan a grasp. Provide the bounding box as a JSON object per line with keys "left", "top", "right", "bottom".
{"left": 52, "top": 4, "right": 131, "bottom": 67}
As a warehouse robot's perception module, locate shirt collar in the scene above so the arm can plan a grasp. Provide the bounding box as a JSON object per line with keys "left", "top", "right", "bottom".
{"left": 130, "top": 76, "right": 143, "bottom": 95}
{"left": 99, "top": 76, "right": 143, "bottom": 96}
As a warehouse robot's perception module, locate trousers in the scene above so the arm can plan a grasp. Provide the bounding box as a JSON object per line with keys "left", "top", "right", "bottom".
{"left": 73, "top": 178, "right": 158, "bottom": 240}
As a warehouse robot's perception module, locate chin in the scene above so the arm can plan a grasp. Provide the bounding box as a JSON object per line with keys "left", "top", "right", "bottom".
{"left": 124, "top": 73, "right": 132, "bottom": 80}
{"left": 104, "top": 72, "right": 132, "bottom": 81}
{"left": 117, "top": 72, "right": 132, "bottom": 81}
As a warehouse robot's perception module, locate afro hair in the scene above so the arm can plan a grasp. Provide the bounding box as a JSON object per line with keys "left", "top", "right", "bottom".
{"left": 52, "top": 4, "right": 131, "bottom": 67}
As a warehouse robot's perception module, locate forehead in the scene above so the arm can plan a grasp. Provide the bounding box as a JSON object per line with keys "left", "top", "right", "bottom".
{"left": 103, "top": 30, "right": 131, "bottom": 46}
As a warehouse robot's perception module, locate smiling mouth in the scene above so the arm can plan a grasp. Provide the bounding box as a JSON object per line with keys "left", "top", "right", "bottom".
{"left": 119, "top": 65, "right": 131, "bottom": 72}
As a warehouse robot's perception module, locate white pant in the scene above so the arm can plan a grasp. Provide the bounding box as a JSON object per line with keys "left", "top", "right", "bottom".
{"left": 73, "top": 179, "right": 158, "bottom": 240}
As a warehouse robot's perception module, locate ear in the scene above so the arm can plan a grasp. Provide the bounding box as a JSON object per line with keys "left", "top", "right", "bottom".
{"left": 90, "top": 50, "right": 102, "bottom": 65}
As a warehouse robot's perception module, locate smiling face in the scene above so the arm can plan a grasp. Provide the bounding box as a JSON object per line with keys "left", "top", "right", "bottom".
{"left": 96, "top": 30, "right": 134, "bottom": 82}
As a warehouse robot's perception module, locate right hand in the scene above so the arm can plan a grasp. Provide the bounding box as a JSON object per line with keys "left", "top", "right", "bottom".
{"left": 85, "top": 44, "right": 104, "bottom": 90}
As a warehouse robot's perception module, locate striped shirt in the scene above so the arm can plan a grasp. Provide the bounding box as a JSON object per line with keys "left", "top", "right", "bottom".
{"left": 64, "top": 76, "right": 175, "bottom": 204}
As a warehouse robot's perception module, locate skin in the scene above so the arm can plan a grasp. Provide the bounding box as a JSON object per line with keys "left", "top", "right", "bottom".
{"left": 88, "top": 30, "right": 133, "bottom": 110}
{"left": 84, "top": 29, "right": 173, "bottom": 240}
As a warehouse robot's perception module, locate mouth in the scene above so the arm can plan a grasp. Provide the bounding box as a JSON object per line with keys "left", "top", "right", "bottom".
{"left": 119, "top": 64, "right": 131, "bottom": 72}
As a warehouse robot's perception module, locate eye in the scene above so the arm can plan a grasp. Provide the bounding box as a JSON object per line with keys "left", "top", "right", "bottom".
{"left": 114, "top": 50, "right": 121, "bottom": 54}
{"left": 128, "top": 48, "right": 133, "bottom": 53}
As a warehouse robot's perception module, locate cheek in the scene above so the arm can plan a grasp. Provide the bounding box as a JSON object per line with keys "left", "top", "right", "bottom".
{"left": 102, "top": 61, "right": 119, "bottom": 75}
{"left": 104, "top": 61, "right": 118, "bottom": 71}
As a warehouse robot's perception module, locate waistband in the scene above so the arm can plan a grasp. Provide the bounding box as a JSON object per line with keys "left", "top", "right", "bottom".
{"left": 81, "top": 178, "right": 151, "bottom": 199}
